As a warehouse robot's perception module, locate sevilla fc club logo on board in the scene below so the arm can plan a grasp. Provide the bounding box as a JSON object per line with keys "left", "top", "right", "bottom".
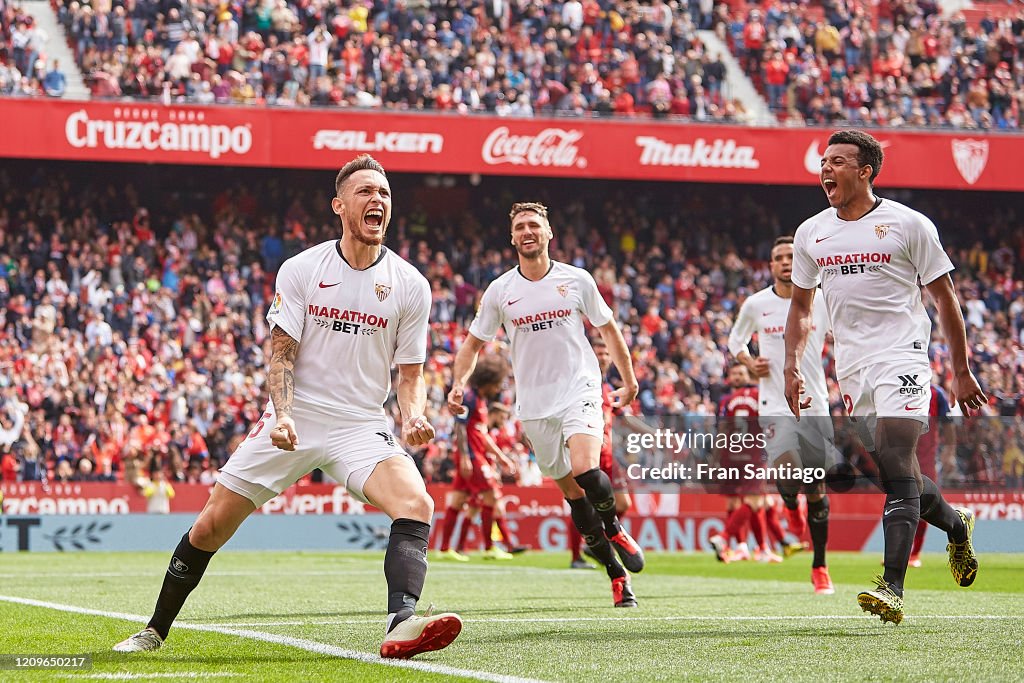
{"left": 874, "top": 224, "right": 890, "bottom": 239}
{"left": 374, "top": 284, "right": 392, "bottom": 302}
{"left": 951, "top": 139, "right": 989, "bottom": 185}
{"left": 556, "top": 284, "right": 570, "bottom": 297}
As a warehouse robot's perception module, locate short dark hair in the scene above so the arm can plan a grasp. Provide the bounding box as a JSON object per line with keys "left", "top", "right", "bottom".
{"left": 773, "top": 236, "right": 794, "bottom": 248}
{"left": 335, "top": 154, "right": 386, "bottom": 195}
{"left": 509, "top": 202, "right": 549, "bottom": 222}
{"left": 827, "top": 130, "right": 883, "bottom": 184}
{"left": 469, "top": 356, "right": 507, "bottom": 389}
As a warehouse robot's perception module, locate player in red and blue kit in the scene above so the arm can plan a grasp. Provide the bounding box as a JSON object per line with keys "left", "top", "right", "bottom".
{"left": 437, "top": 357, "right": 516, "bottom": 560}
{"left": 708, "top": 363, "right": 781, "bottom": 563}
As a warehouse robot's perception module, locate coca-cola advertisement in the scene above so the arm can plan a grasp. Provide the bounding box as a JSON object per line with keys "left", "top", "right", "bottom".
{"left": 480, "top": 126, "right": 586, "bottom": 169}
{"left": 0, "top": 99, "right": 1020, "bottom": 190}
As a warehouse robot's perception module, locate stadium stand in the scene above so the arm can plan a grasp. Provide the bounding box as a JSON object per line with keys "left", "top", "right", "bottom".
{"left": 49, "top": 0, "right": 750, "bottom": 119}
{"left": 0, "top": 0, "right": 1010, "bottom": 128}
{"left": 0, "top": 162, "right": 1021, "bottom": 489}
{"left": 729, "top": 0, "right": 1024, "bottom": 129}
{"left": 0, "top": 2, "right": 63, "bottom": 96}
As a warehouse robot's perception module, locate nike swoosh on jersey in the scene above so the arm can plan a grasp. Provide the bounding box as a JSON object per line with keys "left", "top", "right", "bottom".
{"left": 761, "top": 311, "right": 774, "bottom": 317}
{"left": 318, "top": 281, "right": 342, "bottom": 288}
{"left": 507, "top": 297, "right": 523, "bottom": 306}
{"left": 815, "top": 235, "right": 836, "bottom": 243}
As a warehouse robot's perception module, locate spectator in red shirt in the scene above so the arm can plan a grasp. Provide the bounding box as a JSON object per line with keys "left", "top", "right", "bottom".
{"left": 764, "top": 50, "right": 790, "bottom": 110}
{"left": 742, "top": 9, "right": 767, "bottom": 75}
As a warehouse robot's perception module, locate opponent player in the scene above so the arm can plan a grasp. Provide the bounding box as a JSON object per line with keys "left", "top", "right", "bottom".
{"left": 113, "top": 155, "right": 462, "bottom": 658}
{"left": 437, "top": 357, "right": 517, "bottom": 560}
{"left": 484, "top": 403, "right": 529, "bottom": 554}
{"left": 708, "top": 363, "right": 778, "bottom": 563}
{"left": 449, "top": 202, "right": 643, "bottom": 608}
{"left": 728, "top": 235, "right": 835, "bottom": 593}
{"left": 785, "top": 130, "right": 984, "bottom": 624}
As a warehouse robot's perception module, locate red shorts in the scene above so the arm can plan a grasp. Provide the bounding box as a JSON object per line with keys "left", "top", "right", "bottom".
{"left": 916, "top": 446, "right": 938, "bottom": 481}
{"left": 452, "top": 462, "right": 500, "bottom": 496}
{"left": 600, "top": 449, "right": 629, "bottom": 493}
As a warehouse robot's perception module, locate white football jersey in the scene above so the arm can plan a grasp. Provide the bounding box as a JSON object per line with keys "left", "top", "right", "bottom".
{"left": 266, "top": 242, "right": 431, "bottom": 419}
{"left": 728, "top": 286, "right": 830, "bottom": 416}
{"left": 791, "top": 198, "right": 953, "bottom": 379}
{"left": 469, "top": 261, "right": 613, "bottom": 420}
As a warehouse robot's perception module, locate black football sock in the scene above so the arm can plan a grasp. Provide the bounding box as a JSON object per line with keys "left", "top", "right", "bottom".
{"left": 919, "top": 476, "right": 966, "bottom": 542}
{"left": 574, "top": 468, "right": 622, "bottom": 538}
{"left": 384, "top": 518, "right": 430, "bottom": 632}
{"left": 779, "top": 490, "right": 800, "bottom": 511}
{"left": 881, "top": 478, "right": 920, "bottom": 595}
{"left": 807, "top": 496, "right": 829, "bottom": 568}
{"left": 148, "top": 531, "right": 216, "bottom": 640}
{"left": 567, "top": 496, "right": 626, "bottom": 580}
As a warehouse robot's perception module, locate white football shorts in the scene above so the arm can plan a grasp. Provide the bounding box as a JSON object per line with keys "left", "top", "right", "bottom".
{"left": 760, "top": 414, "right": 837, "bottom": 471}
{"left": 219, "top": 402, "right": 411, "bottom": 507}
{"left": 521, "top": 395, "right": 604, "bottom": 480}
{"left": 839, "top": 360, "right": 932, "bottom": 451}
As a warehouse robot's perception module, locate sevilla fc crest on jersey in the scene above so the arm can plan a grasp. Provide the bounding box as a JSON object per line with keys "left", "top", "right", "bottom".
{"left": 556, "top": 284, "right": 569, "bottom": 297}
{"left": 375, "top": 284, "right": 392, "bottom": 302}
{"left": 874, "top": 224, "right": 890, "bottom": 239}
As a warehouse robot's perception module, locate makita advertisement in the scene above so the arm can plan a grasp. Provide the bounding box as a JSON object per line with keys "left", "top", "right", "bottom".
{"left": 0, "top": 99, "right": 1016, "bottom": 190}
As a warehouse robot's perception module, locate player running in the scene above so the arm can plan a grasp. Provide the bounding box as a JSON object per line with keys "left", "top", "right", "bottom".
{"left": 569, "top": 338, "right": 633, "bottom": 569}
{"left": 113, "top": 155, "right": 462, "bottom": 659}
{"left": 450, "top": 202, "right": 643, "bottom": 608}
{"left": 728, "top": 235, "right": 835, "bottom": 593}
{"left": 786, "top": 130, "right": 984, "bottom": 624}
{"left": 708, "top": 363, "right": 778, "bottom": 563}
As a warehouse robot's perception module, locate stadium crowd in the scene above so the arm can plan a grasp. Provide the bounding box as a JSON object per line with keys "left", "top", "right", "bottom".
{"left": 0, "top": 0, "right": 1014, "bottom": 129}
{"left": 737, "top": 0, "right": 1024, "bottom": 129}
{"left": 51, "top": 0, "right": 746, "bottom": 119}
{"left": 0, "top": 3, "right": 68, "bottom": 97}
{"left": 0, "top": 164, "right": 1022, "bottom": 491}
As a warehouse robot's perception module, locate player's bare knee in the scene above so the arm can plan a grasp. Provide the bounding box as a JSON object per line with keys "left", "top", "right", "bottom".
{"left": 556, "top": 476, "right": 584, "bottom": 499}
{"left": 400, "top": 493, "right": 433, "bottom": 523}
{"left": 188, "top": 517, "right": 223, "bottom": 551}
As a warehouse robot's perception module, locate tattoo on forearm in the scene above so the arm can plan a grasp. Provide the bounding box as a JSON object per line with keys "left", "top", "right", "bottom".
{"left": 269, "top": 327, "right": 299, "bottom": 418}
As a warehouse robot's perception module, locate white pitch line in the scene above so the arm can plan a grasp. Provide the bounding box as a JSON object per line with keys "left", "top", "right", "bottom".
{"left": 69, "top": 673, "right": 244, "bottom": 680}
{"left": 197, "top": 614, "right": 1024, "bottom": 628}
{"left": 0, "top": 567, "right": 566, "bottom": 580}
{"left": 0, "top": 595, "right": 546, "bottom": 683}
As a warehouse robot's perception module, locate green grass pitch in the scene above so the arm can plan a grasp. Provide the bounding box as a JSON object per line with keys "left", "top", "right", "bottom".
{"left": 1, "top": 550, "right": 1022, "bottom": 682}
